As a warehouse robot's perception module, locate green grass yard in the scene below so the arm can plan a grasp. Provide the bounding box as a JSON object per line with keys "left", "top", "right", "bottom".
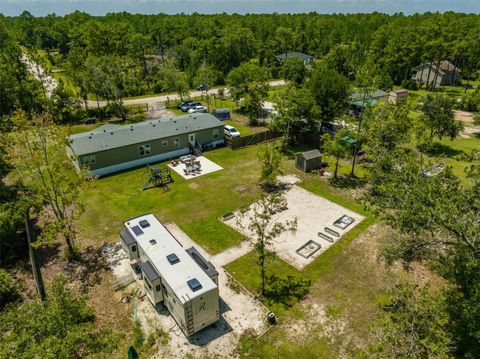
{"left": 78, "top": 146, "right": 263, "bottom": 254}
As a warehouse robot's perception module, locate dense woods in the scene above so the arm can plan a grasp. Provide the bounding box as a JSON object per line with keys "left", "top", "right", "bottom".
{"left": 1, "top": 11, "right": 480, "bottom": 118}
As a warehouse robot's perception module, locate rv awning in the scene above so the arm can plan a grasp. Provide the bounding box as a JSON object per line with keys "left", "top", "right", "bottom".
{"left": 140, "top": 260, "right": 160, "bottom": 281}
{"left": 120, "top": 228, "right": 136, "bottom": 246}
{"left": 186, "top": 247, "right": 218, "bottom": 278}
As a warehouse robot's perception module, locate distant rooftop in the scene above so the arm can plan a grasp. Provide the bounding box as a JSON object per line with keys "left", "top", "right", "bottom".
{"left": 275, "top": 51, "right": 314, "bottom": 61}
{"left": 69, "top": 113, "right": 223, "bottom": 156}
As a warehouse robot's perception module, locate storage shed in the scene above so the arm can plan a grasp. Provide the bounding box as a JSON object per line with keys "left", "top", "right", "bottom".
{"left": 296, "top": 149, "right": 322, "bottom": 172}
{"left": 212, "top": 108, "right": 230, "bottom": 121}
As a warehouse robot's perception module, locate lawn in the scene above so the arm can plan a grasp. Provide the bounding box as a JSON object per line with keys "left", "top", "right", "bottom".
{"left": 77, "top": 146, "right": 264, "bottom": 254}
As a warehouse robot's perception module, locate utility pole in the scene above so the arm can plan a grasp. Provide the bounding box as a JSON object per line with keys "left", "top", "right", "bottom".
{"left": 25, "top": 210, "right": 46, "bottom": 301}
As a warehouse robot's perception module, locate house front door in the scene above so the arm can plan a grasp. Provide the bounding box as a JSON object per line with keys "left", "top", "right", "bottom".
{"left": 188, "top": 133, "right": 196, "bottom": 146}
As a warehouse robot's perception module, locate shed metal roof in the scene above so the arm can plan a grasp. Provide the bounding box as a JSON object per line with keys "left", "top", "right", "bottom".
{"left": 349, "top": 89, "right": 388, "bottom": 101}
{"left": 69, "top": 113, "right": 223, "bottom": 156}
{"left": 300, "top": 149, "right": 322, "bottom": 160}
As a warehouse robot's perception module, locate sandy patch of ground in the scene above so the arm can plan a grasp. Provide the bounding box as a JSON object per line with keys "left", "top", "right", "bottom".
{"left": 103, "top": 223, "right": 268, "bottom": 358}
{"left": 168, "top": 156, "right": 223, "bottom": 180}
{"left": 145, "top": 107, "right": 176, "bottom": 120}
{"left": 20, "top": 53, "right": 58, "bottom": 97}
{"left": 454, "top": 110, "right": 480, "bottom": 138}
{"left": 224, "top": 185, "right": 364, "bottom": 270}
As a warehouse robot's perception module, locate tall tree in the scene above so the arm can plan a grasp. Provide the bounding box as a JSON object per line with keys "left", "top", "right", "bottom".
{"left": 306, "top": 64, "right": 350, "bottom": 129}
{"left": 237, "top": 193, "right": 297, "bottom": 296}
{"left": 367, "top": 154, "right": 480, "bottom": 356}
{"left": 3, "top": 111, "right": 93, "bottom": 258}
{"left": 272, "top": 86, "right": 320, "bottom": 149}
{"left": 0, "top": 277, "right": 116, "bottom": 358}
{"left": 418, "top": 94, "right": 463, "bottom": 147}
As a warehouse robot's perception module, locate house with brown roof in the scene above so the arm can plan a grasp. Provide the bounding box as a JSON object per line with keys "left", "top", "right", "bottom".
{"left": 412, "top": 61, "right": 461, "bottom": 86}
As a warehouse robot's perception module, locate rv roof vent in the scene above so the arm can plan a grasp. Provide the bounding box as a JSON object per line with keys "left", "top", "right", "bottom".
{"left": 139, "top": 219, "right": 150, "bottom": 229}
{"left": 149, "top": 239, "right": 157, "bottom": 245}
{"left": 187, "top": 278, "right": 202, "bottom": 292}
{"left": 88, "top": 136, "right": 92, "bottom": 139}
{"left": 166, "top": 253, "right": 179, "bottom": 264}
{"left": 110, "top": 132, "right": 114, "bottom": 135}
{"left": 131, "top": 226, "right": 144, "bottom": 236}
{"left": 103, "top": 129, "right": 106, "bottom": 132}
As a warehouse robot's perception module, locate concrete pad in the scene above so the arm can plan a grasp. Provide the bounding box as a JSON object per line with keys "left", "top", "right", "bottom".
{"left": 224, "top": 185, "right": 365, "bottom": 270}
{"left": 168, "top": 155, "right": 223, "bottom": 180}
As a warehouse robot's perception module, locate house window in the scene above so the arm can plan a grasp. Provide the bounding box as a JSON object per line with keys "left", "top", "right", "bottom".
{"left": 139, "top": 144, "right": 151, "bottom": 156}
{"left": 173, "top": 138, "right": 180, "bottom": 149}
{"left": 83, "top": 154, "right": 96, "bottom": 165}
{"left": 162, "top": 140, "right": 168, "bottom": 146}
{"left": 213, "top": 128, "right": 219, "bottom": 140}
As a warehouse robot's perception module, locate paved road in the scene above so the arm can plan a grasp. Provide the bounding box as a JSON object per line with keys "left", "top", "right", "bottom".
{"left": 86, "top": 80, "right": 286, "bottom": 108}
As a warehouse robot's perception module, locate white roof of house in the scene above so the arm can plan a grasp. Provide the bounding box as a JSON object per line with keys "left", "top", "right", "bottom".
{"left": 124, "top": 214, "right": 217, "bottom": 303}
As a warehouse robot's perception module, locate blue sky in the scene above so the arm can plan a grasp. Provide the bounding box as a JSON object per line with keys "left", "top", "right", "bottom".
{"left": 2, "top": 0, "right": 480, "bottom": 16}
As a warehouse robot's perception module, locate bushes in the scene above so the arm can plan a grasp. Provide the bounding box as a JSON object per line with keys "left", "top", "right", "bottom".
{"left": 0, "top": 269, "right": 19, "bottom": 309}
{"left": 401, "top": 79, "right": 418, "bottom": 90}
{"left": 459, "top": 91, "right": 480, "bottom": 112}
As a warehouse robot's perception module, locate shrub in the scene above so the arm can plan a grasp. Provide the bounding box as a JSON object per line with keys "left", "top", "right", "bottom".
{"left": 133, "top": 320, "right": 144, "bottom": 350}
{"left": 0, "top": 268, "right": 19, "bottom": 309}
{"left": 401, "top": 79, "right": 418, "bottom": 90}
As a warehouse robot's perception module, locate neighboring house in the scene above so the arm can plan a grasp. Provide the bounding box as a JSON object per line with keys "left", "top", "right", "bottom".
{"left": 411, "top": 61, "right": 461, "bottom": 86}
{"left": 120, "top": 214, "right": 219, "bottom": 336}
{"left": 349, "top": 89, "right": 389, "bottom": 107}
{"left": 67, "top": 113, "right": 225, "bottom": 176}
{"left": 275, "top": 51, "right": 314, "bottom": 65}
{"left": 389, "top": 89, "right": 409, "bottom": 104}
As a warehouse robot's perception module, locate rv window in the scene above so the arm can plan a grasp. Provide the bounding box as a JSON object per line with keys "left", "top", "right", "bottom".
{"left": 174, "top": 138, "right": 180, "bottom": 149}
{"left": 162, "top": 140, "right": 168, "bottom": 146}
{"left": 83, "top": 154, "right": 96, "bottom": 165}
{"left": 156, "top": 284, "right": 161, "bottom": 292}
{"left": 213, "top": 128, "right": 219, "bottom": 139}
{"left": 132, "top": 245, "right": 137, "bottom": 252}
{"left": 162, "top": 285, "right": 168, "bottom": 296}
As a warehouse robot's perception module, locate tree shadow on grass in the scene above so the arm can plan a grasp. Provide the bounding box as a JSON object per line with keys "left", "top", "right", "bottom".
{"left": 421, "top": 142, "right": 464, "bottom": 158}
{"left": 264, "top": 274, "right": 311, "bottom": 309}
{"left": 63, "top": 246, "right": 110, "bottom": 293}
{"left": 328, "top": 176, "right": 367, "bottom": 189}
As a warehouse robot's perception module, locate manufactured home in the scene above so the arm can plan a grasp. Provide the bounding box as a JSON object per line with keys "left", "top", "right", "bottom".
{"left": 67, "top": 113, "right": 225, "bottom": 176}
{"left": 120, "top": 214, "right": 220, "bottom": 336}
{"left": 411, "top": 61, "right": 461, "bottom": 86}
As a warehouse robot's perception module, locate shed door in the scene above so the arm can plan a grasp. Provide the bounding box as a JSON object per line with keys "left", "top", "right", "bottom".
{"left": 188, "top": 133, "right": 196, "bottom": 146}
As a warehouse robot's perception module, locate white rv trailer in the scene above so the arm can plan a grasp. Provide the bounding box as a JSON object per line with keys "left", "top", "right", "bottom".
{"left": 120, "top": 214, "right": 219, "bottom": 336}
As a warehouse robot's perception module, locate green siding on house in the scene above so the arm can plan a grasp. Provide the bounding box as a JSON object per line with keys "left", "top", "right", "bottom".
{"left": 75, "top": 125, "right": 224, "bottom": 174}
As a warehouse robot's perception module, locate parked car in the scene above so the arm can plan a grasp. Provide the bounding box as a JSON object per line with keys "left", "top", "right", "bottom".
{"left": 177, "top": 100, "right": 194, "bottom": 109}
{"left": 180, "top": 101, "right": 201, "bottom": 112}
{"left": 187, "top": 105, "right": 207, "bottom": 113}
{"left": 224, "top": 125, "right": 241, "bottom": 138}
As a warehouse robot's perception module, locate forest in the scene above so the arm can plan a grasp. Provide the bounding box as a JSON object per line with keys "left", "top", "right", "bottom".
{"left": 1, "top": 10, "right": 480, "bottom": 358}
